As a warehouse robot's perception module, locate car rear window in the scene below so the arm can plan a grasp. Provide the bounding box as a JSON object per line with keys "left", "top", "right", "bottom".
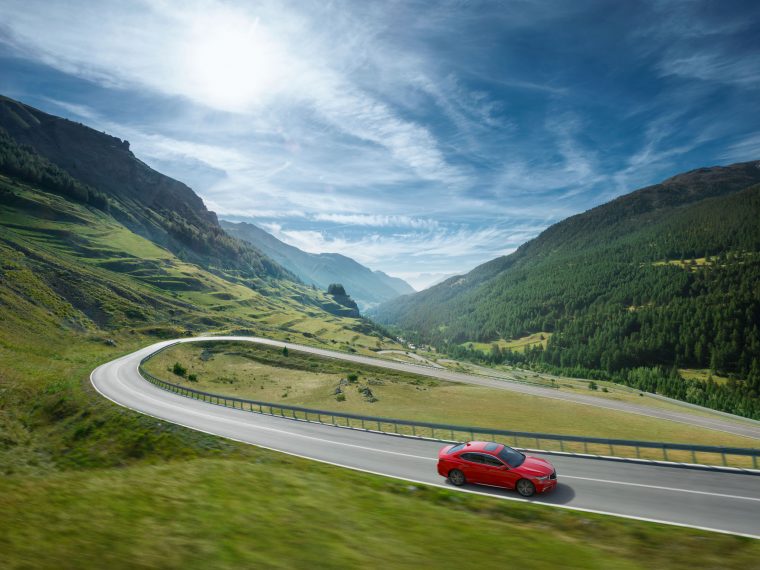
{"left": 447, "top": 443, "right": 466, "bottom": 454}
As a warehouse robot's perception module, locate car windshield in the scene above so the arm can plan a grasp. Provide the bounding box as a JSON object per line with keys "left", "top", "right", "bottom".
{"left": 497, "top": 446, "right": 526, "bottom": 467}
{"left": 447, "top": 443, "right": 466, "bottom": 454}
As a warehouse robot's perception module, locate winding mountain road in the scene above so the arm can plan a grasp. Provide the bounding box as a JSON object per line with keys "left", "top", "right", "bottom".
{"left": 91, "top": 337, "right": 760, "bottom": 538}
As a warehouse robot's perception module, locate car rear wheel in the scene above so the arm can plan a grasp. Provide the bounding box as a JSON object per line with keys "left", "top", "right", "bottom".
{"left": 516, "top": 479, "right": 535, "bottom": 497}
{"left": 448, "top": 469, "right": 466, "bottom": 486}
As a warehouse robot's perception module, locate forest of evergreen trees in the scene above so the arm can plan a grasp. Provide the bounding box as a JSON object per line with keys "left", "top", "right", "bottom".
{"left": 0, "top": 127, "right": 110, "bottom": 210}
{"left": 379, "top": 165, "right": 760, "bottom": 419}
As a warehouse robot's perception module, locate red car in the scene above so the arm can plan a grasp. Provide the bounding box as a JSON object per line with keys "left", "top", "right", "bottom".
{"left": 437, "top": 441, "right": 557, "bottom": 496}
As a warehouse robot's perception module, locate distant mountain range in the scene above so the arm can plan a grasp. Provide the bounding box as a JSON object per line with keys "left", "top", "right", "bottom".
{"left": 221, "top": 220, "right": 414, "bottom": 309}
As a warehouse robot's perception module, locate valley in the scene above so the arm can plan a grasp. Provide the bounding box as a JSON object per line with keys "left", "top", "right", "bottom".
{"left": 0, "top": 93, "right": 758, "bottom": 568}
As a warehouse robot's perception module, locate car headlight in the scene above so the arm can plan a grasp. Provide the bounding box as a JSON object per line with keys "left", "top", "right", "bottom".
{"left": 535, "top": 475, "right": 550, "bottom": 481}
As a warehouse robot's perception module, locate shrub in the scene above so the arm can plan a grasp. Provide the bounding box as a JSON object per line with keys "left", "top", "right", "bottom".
{"left": 347, "top": 373, "right": 359, "bottom": 383}
{"left": 282, "top": 346, "right": 289, "bottom": 357}
{"left": 336, "top": 393, "right": 346, "bottom": 402}
{"left": 188, "top": 374, "right": 197, "bottom": 382}
{"left": 172, "top": 362, "right": 187, "bottom": 377}
{"left": 588, "top": 381, "right": 598, "bottom": 391}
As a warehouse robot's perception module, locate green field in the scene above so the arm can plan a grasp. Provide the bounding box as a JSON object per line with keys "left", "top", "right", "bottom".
{"left": 679, "top": 369, "right": 731, "bottom": 385}
{"left": 143, "top": 342, "right": 758, "bottom": 466}
{"left": 463, "top": 331, "right": 552, "bottom": 353}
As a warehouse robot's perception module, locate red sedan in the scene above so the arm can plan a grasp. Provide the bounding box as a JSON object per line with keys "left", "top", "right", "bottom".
{"left": 437, "top": 441, "right": 557, "bottom": 496}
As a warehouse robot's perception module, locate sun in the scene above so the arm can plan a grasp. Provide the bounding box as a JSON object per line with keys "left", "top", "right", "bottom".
{"left": 180, "top": 11, "right": 288, "bottom": 112}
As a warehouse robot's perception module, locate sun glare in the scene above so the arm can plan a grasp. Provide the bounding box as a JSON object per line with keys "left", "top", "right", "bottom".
{"left": 181, "top": 13, "right": 288, "bottom": 112}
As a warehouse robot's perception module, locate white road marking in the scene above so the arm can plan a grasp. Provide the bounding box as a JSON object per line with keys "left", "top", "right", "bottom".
{"left": 561, "top": 475, "right": 760, "bottom": 502}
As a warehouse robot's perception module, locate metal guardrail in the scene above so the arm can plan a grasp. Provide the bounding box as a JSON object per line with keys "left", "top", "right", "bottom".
{"left": 139, "top": 351, "right": 760, "bottom": 470}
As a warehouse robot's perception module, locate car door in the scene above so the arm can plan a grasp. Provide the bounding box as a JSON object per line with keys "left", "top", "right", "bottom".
{"left": 484, "top": 454, "right": 521, "bottom": 489}
{"left": 480, "top": 454, "right": 511, "bottom": 486}
{"left": 458, "top": 452, "right": 488, "bottom": 484}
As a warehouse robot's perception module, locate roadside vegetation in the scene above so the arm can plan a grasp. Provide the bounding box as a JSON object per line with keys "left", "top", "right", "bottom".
{"left": 143, "top": 342, "right": 758, "bottom": 466}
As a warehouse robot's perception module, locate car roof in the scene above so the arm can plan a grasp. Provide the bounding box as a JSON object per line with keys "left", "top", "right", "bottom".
{"left": 461, "top": 441, "right": 504, "bottom": 454}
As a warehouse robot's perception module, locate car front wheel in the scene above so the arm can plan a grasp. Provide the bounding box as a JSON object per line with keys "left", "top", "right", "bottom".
{"left": 516, "top": 479, "right": 536, "bottom": 497}
{"left": 448, "top": 469, "right": 466, "bottom": 486}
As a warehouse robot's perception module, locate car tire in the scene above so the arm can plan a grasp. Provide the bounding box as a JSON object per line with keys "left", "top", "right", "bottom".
{"left": 448, "top": 469, "right": 466, "bottom": 486}
{"left": 516, "top": 479, "right": 536, "bottom": 497}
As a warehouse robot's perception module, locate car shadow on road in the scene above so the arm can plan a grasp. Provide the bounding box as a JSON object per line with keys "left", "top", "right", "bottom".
{"left": 451, "top": 482, "right": 576, "bottom": 504}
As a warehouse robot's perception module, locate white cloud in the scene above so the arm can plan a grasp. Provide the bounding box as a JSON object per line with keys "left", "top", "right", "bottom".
{"left": 312, "top": 213, "right": 439, "bottom": 229}
{"left": 658, "top": 52, "right": 760, "bottom": 88}
{"left": 719, "top": 133, "right": 760, "bottom": 163}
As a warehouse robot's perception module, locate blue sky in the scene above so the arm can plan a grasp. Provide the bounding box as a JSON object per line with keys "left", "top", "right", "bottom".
{"left": 1, "top": 0, "right": 759, "bottom": 289}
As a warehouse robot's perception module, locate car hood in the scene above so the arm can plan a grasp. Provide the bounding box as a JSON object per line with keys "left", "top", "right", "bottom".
{"left": 515, "top": 456, "right": 554, "bottom": 477}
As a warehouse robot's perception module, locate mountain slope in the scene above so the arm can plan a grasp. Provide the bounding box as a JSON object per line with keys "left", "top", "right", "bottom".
{"left": 0, "top": 95, "right": 285, "bottom": 281}
{"left": 221, "top": 220, "right": 414, "bottom": 308}
{"left": 0, "top": 98, "right": 389, "bottom": 344}
{"left": 375, "top": 161, "right": 760, "bottom": 417}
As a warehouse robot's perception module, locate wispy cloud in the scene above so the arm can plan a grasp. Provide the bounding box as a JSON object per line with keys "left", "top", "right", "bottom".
{"left": 312, "top": 213, "right": 439, "bottom": 229}
{"left": 2, "top": 0, "right": 759, "bottom": 281}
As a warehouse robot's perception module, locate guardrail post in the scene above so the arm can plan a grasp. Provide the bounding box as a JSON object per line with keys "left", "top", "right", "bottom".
{"left": 721, "top": 451, "right": 726, "bottom": 466}
{"left": 753, "top": 455, "right": 757, "bottom": 469}
{"left": 560, "top": 440, "right": 564, "bottom": 452}
{"left": 635, "top": 445, "right": 640, "bottom": 458}
{"left": 450, "top": 429, "right": 454, "bottom": 440}
{"left": 432, "top": 427, "right": 435, "bottom": 439}
{"left": 663, "top": 445, "right": 668, "bottom": 461}
{"left": 412, "top": 424, "right": 416, "bottom": 436}
{"left": 609, "top": 443, "right": 613, "bottom": 455}
{"left": 691, "top": 449, "right": 696, "bottom": 463}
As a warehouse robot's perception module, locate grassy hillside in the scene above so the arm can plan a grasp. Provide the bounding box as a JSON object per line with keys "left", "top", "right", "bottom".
{"left": 0, "top": 96, "right": 287, "bottom": 281}
{"left": 375, "top": 162, "right": 760, "bottom": 418}
{"left": 222, "top": 220, "right": 414, "bottom": 309}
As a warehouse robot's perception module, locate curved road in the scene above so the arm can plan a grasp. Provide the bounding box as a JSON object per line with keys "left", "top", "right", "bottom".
{"left": 91, "top": 337, "right": 760, "bottom": 538}
{"left": 194, "top": 336, "right": 759, "bottom": 439}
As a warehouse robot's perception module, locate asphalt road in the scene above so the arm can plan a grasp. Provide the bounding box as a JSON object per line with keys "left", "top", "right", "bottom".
{"left": 91, "top": 338, "right": 760, "bottom": 538}
{"left": 188, "top": 336, "right": 760, "bottom": 439}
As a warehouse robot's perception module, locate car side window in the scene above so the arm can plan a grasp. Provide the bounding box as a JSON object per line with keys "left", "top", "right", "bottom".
{"left": 460, "top": 453, "right": 484, "bottom": 464}
{"left": 482, "top": 455, "right": 505, "bottom": 467}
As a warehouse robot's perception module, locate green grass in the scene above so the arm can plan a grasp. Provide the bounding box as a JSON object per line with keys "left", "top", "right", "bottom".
{"left": 463, "top": 331, "right": 552, "bottom": 353}
{"left": 680, "top": 368, "right": 731, "bottom": 385}
{"left": 2, "top": 457, "right": 758, "bottom": 570}
{"left": 144, "top": 342, "right": 758, "bottom": 467}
